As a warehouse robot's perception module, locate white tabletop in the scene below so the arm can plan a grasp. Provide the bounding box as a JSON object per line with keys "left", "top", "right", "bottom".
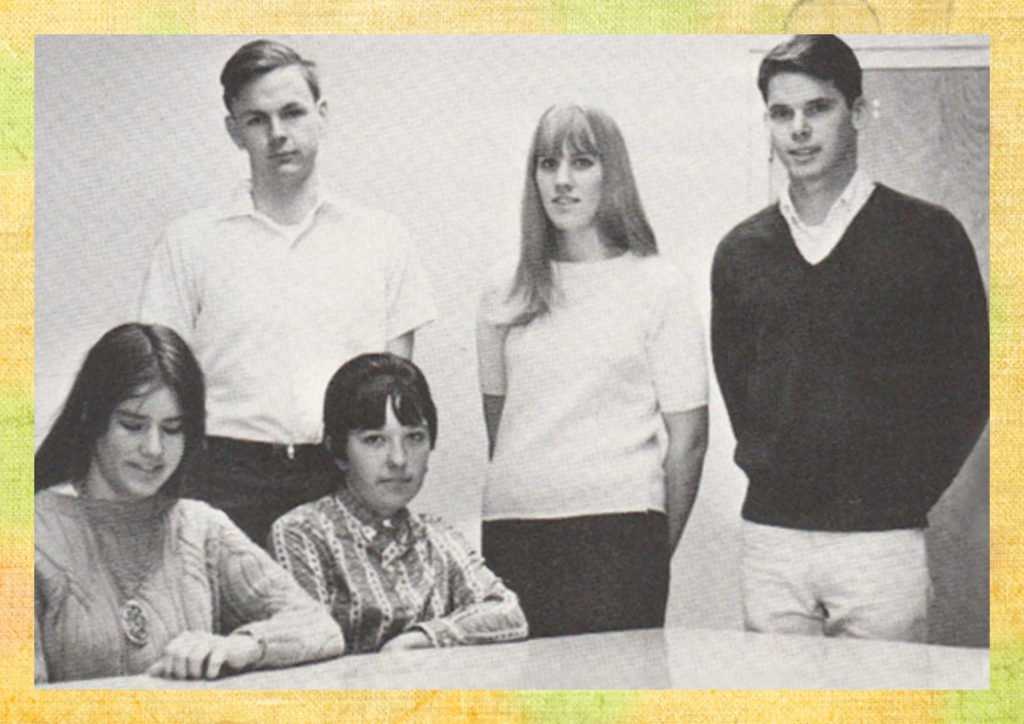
{"left": 38, "top": 627, "right": 990, "bottom": 690}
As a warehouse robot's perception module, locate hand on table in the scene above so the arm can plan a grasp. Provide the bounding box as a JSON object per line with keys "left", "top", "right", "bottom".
{"left": 379, "top": 630, "right": 432, "bottom": 653}
{"left": 147, "top": 631, "right": 262, "bottom": 680}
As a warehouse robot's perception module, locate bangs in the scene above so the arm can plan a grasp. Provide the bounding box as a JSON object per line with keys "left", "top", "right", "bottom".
{"left": 346, "top": 377, "right": 430, "bottom": 432}
{"left": 535, "top": 106, "right": 600, "bottom": 159}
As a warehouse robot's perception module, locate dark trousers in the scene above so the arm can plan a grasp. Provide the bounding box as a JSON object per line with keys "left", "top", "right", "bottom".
{"left": 183, "top": 437, "right": 337, "bottom": 548}
{"left": 482, "top": 512, "right": 670, "bottom": 638}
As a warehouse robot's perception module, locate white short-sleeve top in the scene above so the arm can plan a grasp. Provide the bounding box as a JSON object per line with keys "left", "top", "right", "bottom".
{"left": 478, "top": 252, "right": 707, "bottom": 520}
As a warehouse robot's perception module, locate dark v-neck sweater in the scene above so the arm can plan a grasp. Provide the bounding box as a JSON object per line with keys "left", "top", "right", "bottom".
{"left": 711, "top": 184, "right": 988, "bottom": 531}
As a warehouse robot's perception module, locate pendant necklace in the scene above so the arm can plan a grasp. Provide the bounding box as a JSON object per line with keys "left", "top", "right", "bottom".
{"left": 108, "top": 516, "right": 165, "bottom": 647}
{"left": 78, "top": 483, "right": 167, "bottom": 648}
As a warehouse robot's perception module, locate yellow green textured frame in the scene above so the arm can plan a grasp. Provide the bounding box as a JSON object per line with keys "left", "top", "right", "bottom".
{"left": 2, "top": 1, "right": 1018, "bottom": 721}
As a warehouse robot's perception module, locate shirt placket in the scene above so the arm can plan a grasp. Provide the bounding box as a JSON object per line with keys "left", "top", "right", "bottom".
{"left": 271, "top": 229, "right": 307, "bottom": 448}
{"left": 288, "top": 215, "right": 329, "bottom": 445}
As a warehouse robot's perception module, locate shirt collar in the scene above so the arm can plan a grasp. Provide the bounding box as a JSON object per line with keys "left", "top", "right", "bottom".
{"left": 217, "top": 180, "right": 345, "bottom": 222}
{"left": 333, "top": 484, "right": 413, "bottom": 542}
{"left": 779, "top": 167, "right": 874, "bottom": 229}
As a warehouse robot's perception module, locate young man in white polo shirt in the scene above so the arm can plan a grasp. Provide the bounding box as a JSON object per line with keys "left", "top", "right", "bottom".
{"left": 139, "top": 40, "right": 436, "bottom": 545}
{"left": 711, "top": 34, "right": 988, "bottom": 641}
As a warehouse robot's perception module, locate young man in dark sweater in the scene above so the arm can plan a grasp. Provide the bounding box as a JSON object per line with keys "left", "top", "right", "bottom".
{"left": 711, "top": 35, "right": 988, "bottom": 642}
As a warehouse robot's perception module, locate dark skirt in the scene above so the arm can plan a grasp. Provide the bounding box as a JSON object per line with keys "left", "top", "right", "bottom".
{"left": 482, "top": 511, "right": 670, "bottom": 638}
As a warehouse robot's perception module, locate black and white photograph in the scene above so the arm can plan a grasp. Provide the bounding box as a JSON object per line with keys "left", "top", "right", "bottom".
{"left": 34, "top": 33, "right": 989, "bottom": 689}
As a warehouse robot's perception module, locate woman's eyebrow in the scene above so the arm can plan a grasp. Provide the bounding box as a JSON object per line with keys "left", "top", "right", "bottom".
{"left": 112, "top": 409, "right": 183, "bottom": 422}
{"left": 112, "top": 409, "right": 147, "bottom": 419}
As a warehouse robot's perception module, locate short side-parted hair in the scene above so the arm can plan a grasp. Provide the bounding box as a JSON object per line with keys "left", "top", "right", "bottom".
{"left": 34, "top": 323, "right": 206, "bottom": 495}
{"left": 757, "top": 34, "right": 863, "bottom": 107}
{"left": 512, "top": 103, "right": 657, "bottom": 324}
{"left": 323, "top": 353, "right": 438, "bottom": 460}
{"left": 220, "top": 39, "right": 320, "bottom": 112}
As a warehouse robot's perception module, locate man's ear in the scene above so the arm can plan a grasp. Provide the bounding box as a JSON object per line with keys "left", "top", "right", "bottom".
{"left": 225, "top": 115, "right": 244, "bottom": 149}
{"left": 851, "top": 96, "right": 867, "bottom": 131}
{"left": 315, "top": 99, "right": 329, "bottom": 137}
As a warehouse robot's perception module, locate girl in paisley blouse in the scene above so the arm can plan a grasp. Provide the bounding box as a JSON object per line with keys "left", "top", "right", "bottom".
{"left": 270, "top": 353, "right": 527, "bottom": 653}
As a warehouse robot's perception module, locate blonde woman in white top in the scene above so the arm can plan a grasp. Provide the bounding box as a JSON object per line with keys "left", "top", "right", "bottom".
{"left": 476, "top": 104, "right": 709, "bottom": 637}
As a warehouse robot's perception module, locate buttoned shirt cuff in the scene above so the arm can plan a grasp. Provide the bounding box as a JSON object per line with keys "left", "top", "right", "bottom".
{"left": 411, "top": 619, "right": 463, "bottom": 648}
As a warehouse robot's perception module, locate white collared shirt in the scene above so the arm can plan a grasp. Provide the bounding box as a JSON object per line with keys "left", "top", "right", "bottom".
{"left": 139, "top": 183, "right": 437, "bottom": 445}
{"left": 779, "top": 169, "right": 876, "bottom": 265}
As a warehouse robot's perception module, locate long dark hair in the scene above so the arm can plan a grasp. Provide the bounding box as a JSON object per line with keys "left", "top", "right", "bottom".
{"left": 511, "top": 103, "right": 657, "bottom": 324}
{"left": 34, "top": 323, "right": 206, "bottom": 495}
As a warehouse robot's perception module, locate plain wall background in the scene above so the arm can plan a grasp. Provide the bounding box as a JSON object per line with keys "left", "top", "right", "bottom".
{"left": 35, "top": 35, "right": 988, "bottom": 640}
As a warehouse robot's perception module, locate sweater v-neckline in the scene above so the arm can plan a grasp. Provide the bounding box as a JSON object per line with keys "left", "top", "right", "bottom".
{"left": 776, "top": 185, "right": 881, "bottom": 271}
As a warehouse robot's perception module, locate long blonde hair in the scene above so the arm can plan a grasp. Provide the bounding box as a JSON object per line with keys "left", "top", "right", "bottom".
{"left": 509, "top": 104, "right": 657, "bottom": 325}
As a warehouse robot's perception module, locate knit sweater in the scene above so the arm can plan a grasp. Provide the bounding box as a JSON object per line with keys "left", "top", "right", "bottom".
{"left": 711, "top": 185, "right": 989, "bottom": 531}
{"left": 34, "top": 487, "right": 344, "bottom": 683}
{"left": 270, "top": 486, "right": 528, "bottom": 652}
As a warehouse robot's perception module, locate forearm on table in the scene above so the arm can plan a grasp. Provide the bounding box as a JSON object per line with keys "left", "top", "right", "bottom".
{"left": 218, "top": 520, "right": 344, "bottom": 666}
{"left": 233, "top": 606, "right": 344, "bottom": 668}
{"left": 415, "top": 591, "right": 528, "bottom": 647}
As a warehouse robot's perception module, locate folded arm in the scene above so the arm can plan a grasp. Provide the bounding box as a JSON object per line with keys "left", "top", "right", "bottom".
{"left": 411, "top": 524, "right": 528, "bottom": 647}
{"left": 204, "top": 510, "right": 344, "bottom": 673}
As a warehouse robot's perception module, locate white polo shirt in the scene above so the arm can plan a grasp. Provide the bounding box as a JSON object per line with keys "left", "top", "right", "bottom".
{"left": 138, "top": 183, "right": 437, "bottom": 445}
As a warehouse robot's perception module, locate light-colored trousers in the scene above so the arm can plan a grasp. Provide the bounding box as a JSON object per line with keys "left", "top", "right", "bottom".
{"left": 741, "top": 521, "right": 932, "bottom": 642}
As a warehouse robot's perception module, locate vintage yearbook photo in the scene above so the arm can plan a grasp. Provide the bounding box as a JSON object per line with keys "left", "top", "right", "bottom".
{"left": 33, "top": 33, "right": 989, "bottom": 689}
